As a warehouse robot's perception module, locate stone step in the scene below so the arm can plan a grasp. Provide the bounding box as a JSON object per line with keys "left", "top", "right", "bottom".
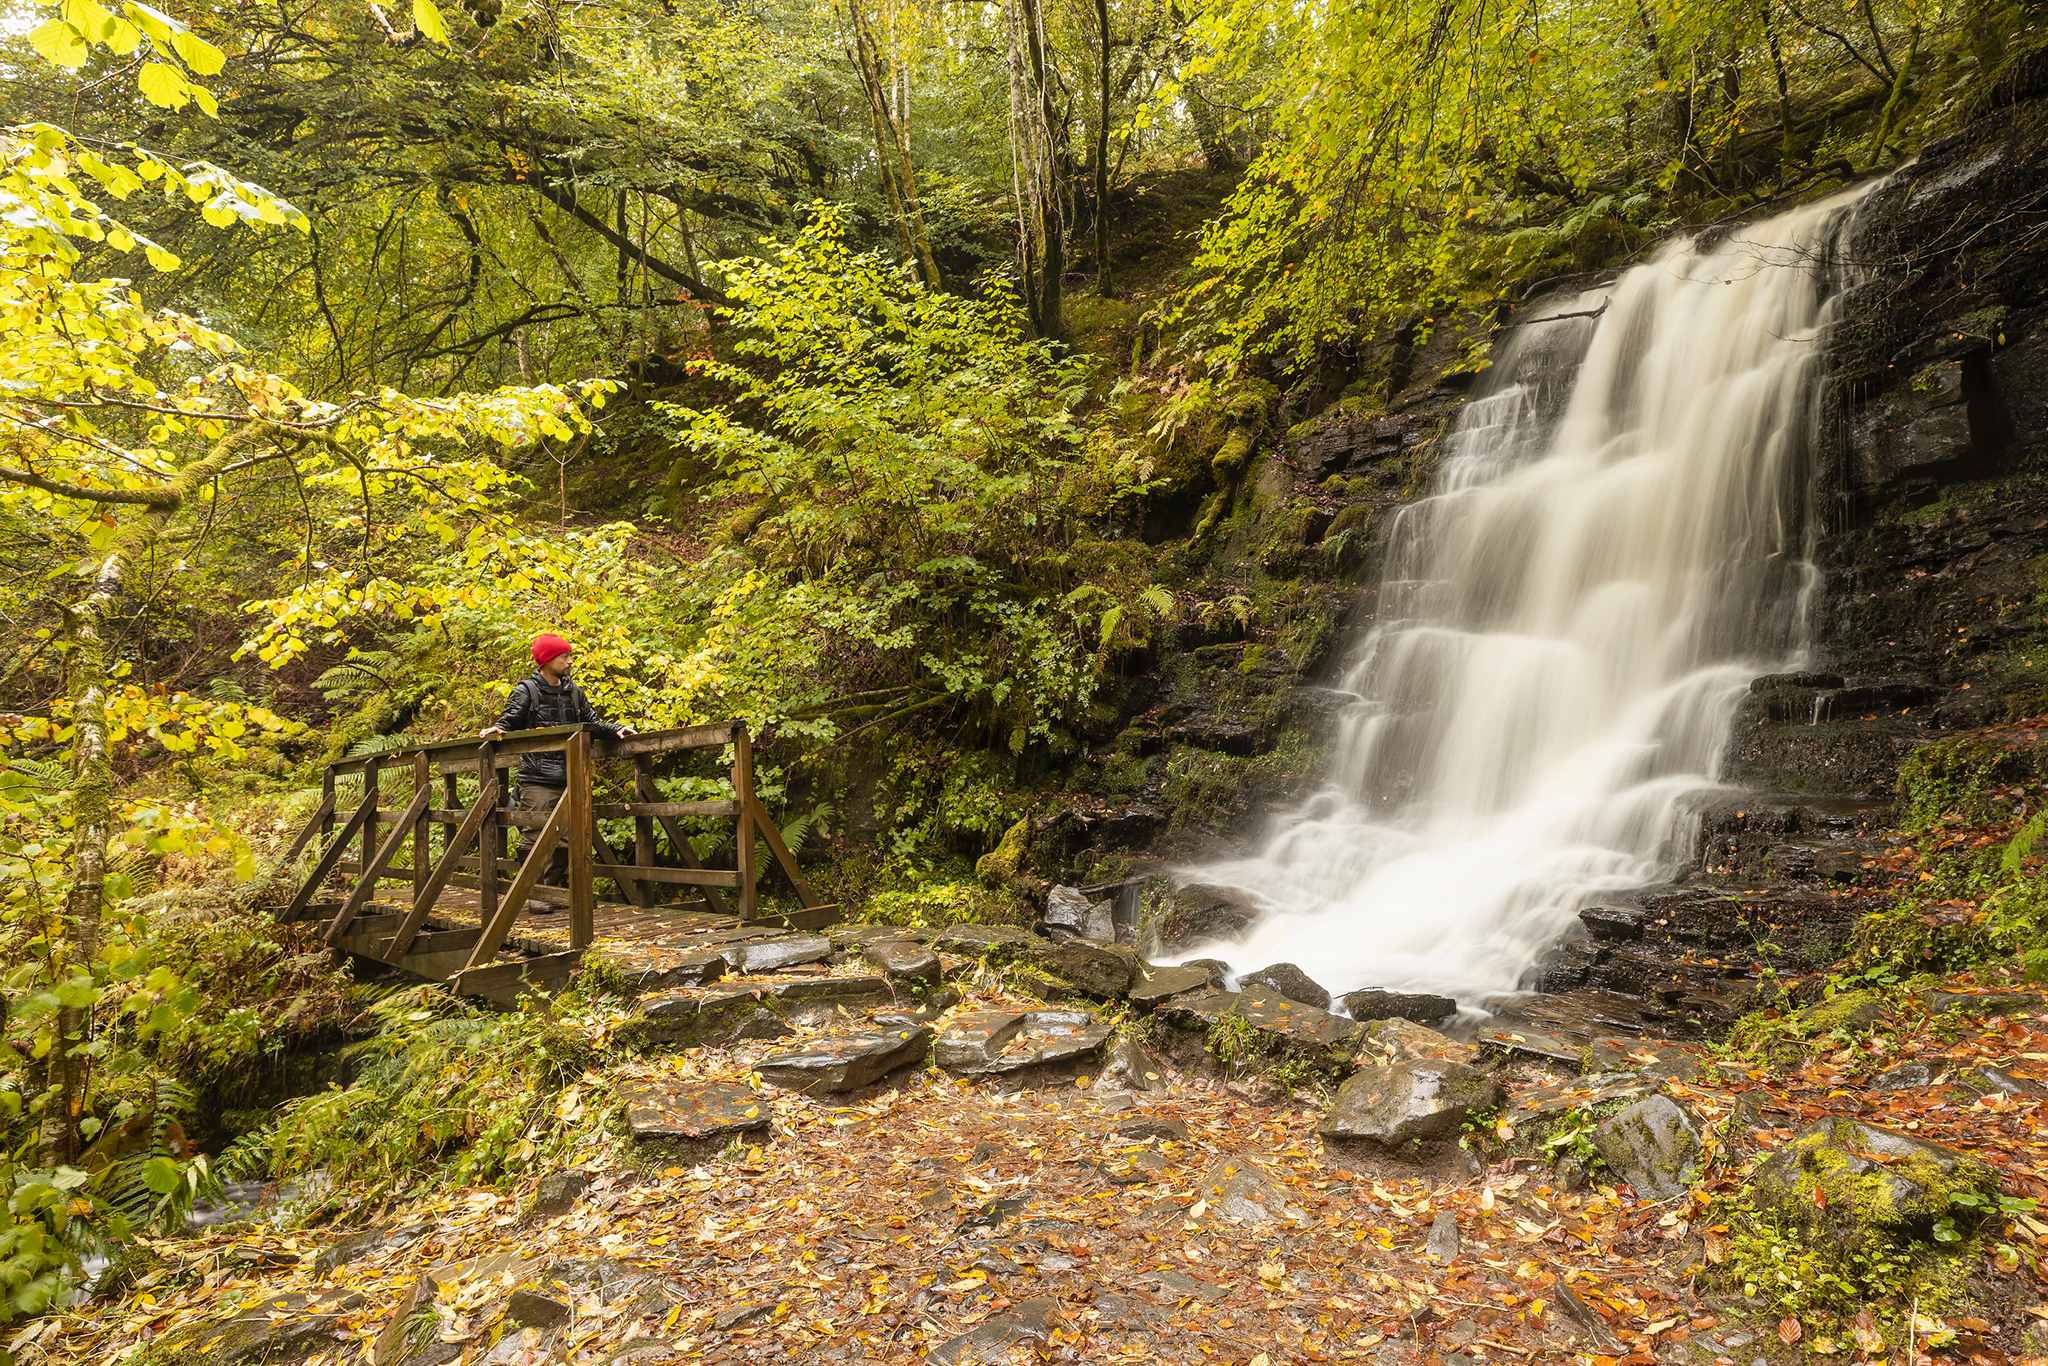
{"left": 932, "top": 1008, "right": 1112, "bottom": 1076}
{"left": 620, "top": 1078, "right": 771, "bottom": 1149}
{"left": 623, "top": 972, "right": 894, "bottom": 1047}
{"left": 754, "top": 1026, "right": 932, "bottom": 1093}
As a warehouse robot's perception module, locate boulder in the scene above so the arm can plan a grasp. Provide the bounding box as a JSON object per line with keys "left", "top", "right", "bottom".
{"left": 1034, "top": 939, "right": 1139, "bottom": 997}
{"left": 1319, "top": 1057, "right": 1503, "bottom": 1156}
{"left": 370, "top": 1275, "right": 442, "bottom": 1366}
{"left": 1874, "top": 1060, "right": 1934, "bottom": 1090}
{"left": 620, "top": 1079, "right": 770, "bottom": 1145}
{"left": 1043, "top": 884, "right": 1115, "bottom": 943}
{"left": 316, "top": 1222, "right": 430, "bottom": 1276}
{"left": 1747, "top": 1118, "right": 2001, "bottom": 1250}
{"left": 1340, "top": 988, "right": 1457, "bottom": 1025}
{"left": 1143, "top": 882, "right": 1260, "bottom": 955}
{"left": 1129, "top": 959, "right": 1225, "bottom": 1006}
{"left": 755, "top": 1026, "right": 932, "bottom": 1093}
{"left": 167, "top": 1291, "right": 362, "bottom": 1364}
{"left": 1366, "top": 1017, "right": 1480, "bottom": 1066}
{"left": 861, "top": 938, "right": 940, "bottom": 984}
{"left": 1242, "top": 962, "right": 1330, "bottom": 1010}
{"left": 1590, "top": 1095, "right": 1701, "bottom": 1200}
{"left": 931, "top": 1010, "right": 1029, "bottom": 1073}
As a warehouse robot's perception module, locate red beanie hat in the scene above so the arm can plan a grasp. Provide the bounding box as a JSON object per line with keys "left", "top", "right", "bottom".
{"left": 531, "top": 633, "right": 572, "bottom": 667}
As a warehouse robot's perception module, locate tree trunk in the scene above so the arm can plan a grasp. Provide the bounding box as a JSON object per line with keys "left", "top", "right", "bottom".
{"left": 847, "top": 0, "right": 943, "bottom": 288}
{"left": 1092, "top": 0, "right": 1113, "bottom": 295}
{"left": 1006, "top": 0, "right": 1066, "bottom": 338}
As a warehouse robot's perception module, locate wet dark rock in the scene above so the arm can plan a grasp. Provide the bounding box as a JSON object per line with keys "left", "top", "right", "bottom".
{"left": 927, "top": 1297, "right": 1059, "bottom": 1364}
{"left": 756, "top": 1026, "right": 933, "bottom": 1093}
{"left": 1129, "top": 959, "right": 1224, "bottom": 1006}
{"left": 1242, "top": 962, "right": 1331, "bottom": 1009}
{"left": 712, "top": 1302, "right": 775, "bottom": 1332}
{"left": 725, "top": 934, "right": 833, "bottom": 974}
{"left": 1366, "top": 1017, "right": 1480, "bottom": 1066}
{"left": 1043, "top": 884, "right": 1115, "bottom": 942}
{"left": 610, "top": 945, "right": 727, "bottom": 990}
{"left": 622, "top": 1078, "right": 770, "bottom": 1145}
{"left": 1113, "top": 1112, "right": 1188, "bottom": 1142}
{"left": 828, "top": 923, "right": 934, "bottom": 950}
{"left": 1193, "top": 1157, "right": 1308, "bottom": 1228}
{"left": 1925, "top": 988, "right": 2045, "bottom": 1016}
{"left": 1034, "top": 938, "right": 1140, "bottom": 997}
{"left": 1319, "top": 1057, "right": 1502, "bottom": 1156}
{"left": 530, "top": 1170, "right": 590, "bottom": 1219}
{"left": 1577, "top": 905, "right": 1648, "bottom": 942}
{"left": 1143, "top": 882, "right": 1260, "bottom": 955}
{"left": 1340, "top": 988, "right": 1457, "bottom": 1024}
{"left": 861, "top": 938, "right": 940, "bottom": 983}
{"left": 1426, "top": 1211, "right": 1460, "bottom": 1261}
{"left": 1953, "top": 1065, "right": 2048, "bottom": 1098}
{"left": 1874, "top": 1060, "right": 1934, "bottom": 1090}
{"left": 1591, "top": 1095, "right": 1701, "bottom": 1200}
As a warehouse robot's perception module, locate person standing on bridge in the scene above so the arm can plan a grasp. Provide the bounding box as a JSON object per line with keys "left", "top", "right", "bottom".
{"left": 479, "top": 633, "right": 633, "bottom": 903}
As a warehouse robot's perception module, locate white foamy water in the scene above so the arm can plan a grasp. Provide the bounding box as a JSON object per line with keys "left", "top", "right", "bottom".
{"left": 1175, "top": 188, "right": 1873, "bottom": 1009}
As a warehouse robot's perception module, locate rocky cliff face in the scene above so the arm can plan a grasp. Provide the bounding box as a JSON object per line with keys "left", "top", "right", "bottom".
{"left": 1028, "top": 88, "right": 2048, "bottom": 1041}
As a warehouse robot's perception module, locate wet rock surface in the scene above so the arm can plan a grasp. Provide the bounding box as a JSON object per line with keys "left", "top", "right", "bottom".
{"left": 1320, "top": 1055, "right": 1503, "bottom": 1155}
{"left": 1340, "top": 988, "right": 1457, "bottom": 1024}
{"left": 933, "top": 1008, "right": 1112, "bottom": 1076}
{"left": 620, "top": 1078, "right": 770, "bottom": 1144}
{"left": 1590, "top": 1095, "right": 1701, "bottom": 1199}
{"left": 1240, "top": 961, "right": 1330, "bottom": 1009}
{"left": 755, "top": 1026, "right": 934, "bottom": 1093}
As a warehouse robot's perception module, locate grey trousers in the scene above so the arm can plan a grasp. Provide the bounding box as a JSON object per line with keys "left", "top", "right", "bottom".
{"left": 511, "top": 783, "right": 567, "bottom": 890}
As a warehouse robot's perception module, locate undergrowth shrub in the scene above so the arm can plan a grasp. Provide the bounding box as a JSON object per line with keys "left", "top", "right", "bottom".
{"left": 254, "top": 983, "right": 611, "bottom": 1195}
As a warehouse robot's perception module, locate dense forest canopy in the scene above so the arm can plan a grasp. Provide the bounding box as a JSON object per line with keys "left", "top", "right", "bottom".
{"left": 2, "top": 0, "right": 2044, "bottom": 1336}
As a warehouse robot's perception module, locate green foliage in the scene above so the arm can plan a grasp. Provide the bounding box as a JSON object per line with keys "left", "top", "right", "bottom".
{"left": 1895, "top": 734, "right": 2030, "bottom": 830}
{"left": 856, "top": 880, "right": 1027, "bottom": 931}
{"left": 1847, "top": 828, "right": 2048, "bottom": 982}
{"left": 262, "top": 985, "right": 608, "bottom": 1194}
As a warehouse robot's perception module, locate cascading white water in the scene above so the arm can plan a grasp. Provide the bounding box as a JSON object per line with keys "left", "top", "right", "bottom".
{"left": 1177, "top": 187, "right": 1873, "bottom": 1009}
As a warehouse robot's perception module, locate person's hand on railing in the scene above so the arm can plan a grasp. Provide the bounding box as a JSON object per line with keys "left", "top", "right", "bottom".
{"left": 616, "top": 726, "right": 636, "bottom": 738}
{"left": 479, "top": 725, "right": 505, "bottom": 741}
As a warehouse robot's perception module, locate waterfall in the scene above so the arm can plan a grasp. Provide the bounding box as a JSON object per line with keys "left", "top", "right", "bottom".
{"left": 1175, "top": 187, "right": 1873, "bottom": 1010}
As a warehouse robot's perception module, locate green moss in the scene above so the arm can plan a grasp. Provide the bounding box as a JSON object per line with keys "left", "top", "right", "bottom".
{"left": 856, "top": 880, "right": 1029, "bottom": 930}
{"left": 1896, "top": 734, "right": 2023, "bottom": 829}
{"left": 974, "top": 817, "right": 1031, "bottom": 886}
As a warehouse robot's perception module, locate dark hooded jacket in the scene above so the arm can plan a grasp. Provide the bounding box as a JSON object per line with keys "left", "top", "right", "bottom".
{"left": 493, "top": 671, "right": 624, "bottom": 788}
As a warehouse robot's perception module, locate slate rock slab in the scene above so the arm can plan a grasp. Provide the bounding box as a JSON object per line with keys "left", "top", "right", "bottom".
{"left": 1426, "top": 1210, "right": 1461, "bottom": 1261}
{"left": 1591, "top": 1095, "right": 1701, "bottom": 1199}
{"left": 626, "top": 974, "right": 891, "bottom": 1046}
{"left": 927, "top": 1297, "right": 1059, "bottom": 1364}
{"left": 621, "top": 1079, "right": 770, "bottom": 1144}
{"left": 934, "top": 1009, "right": 1112, "bottom": 1076}
{"left": 1242, "top": 962, "right": 1331, "bottom": 1009}
{"left": 756, "top": 1026, "right": 933, "bottom": 1093}
{"left": 933, "top": 924, "right": 1037, "bottom": 956}
{"left": 1365, "top": 1017, "right": 1479, "bottom": 1066}
{"left": 505, "top": 1288, "right": 570, "bottom": 1330}
{"left": 1129, "top": 960, "right": 1223, "bottom": 1006}
{"left": 1340, "top": 988, "right": 1457, "bottom": 1025}
{"left": 863, "top": 938, "right": 941, "bottom": 983}
{"left": 1874, "top": 1060, "right": 1934, "bottom": 1089}
{"left": 1193, "top": 1157, "right": 1308, "bottom": 1228}
{"left": 603, "top": 944, "right": 728, "bottom": 991}
{"left": 169, "top": 1290, "right": 364, "bottom": 1364}
{"left": 1160, "top": 987, "right": 1366, "bottom": 1055}
{"left": 1320, "top": 1057, "right": 1503, "bottom": 1155}
{"left": 1033, "top": 939, "right": 1139, "bottom": 997}
{"left": 725, "top": 935, "right": 833, "bottom": 974}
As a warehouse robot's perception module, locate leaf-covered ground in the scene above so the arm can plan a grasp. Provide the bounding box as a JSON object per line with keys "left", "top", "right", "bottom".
{"left": 13, "top": 945, "right": 2048, "bottom": 1366}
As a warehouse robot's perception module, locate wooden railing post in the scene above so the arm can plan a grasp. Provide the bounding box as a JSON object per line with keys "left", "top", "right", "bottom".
{"left": 411, "top": 752, "right": 430, "bottom": 904}
{"left": 360, "top": 755, "right": 382, "bottom": 891}
{"left": 632, "top": 755, "right": 656, "bottom": 904}
{"left": 477, "top": 741, "right": 500, "bottom": 933}
{"left": 733, "top": 724, "right": 756, "bottom": 920}
{"left": 319, "top": 765, "right": 336, "bottom": 856}
{"left": 566, "top": 730, "right": 594, "bottom": 950}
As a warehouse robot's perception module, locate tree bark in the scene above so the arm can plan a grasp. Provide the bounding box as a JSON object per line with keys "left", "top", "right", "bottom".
{"left": 1092, "top": 0, "right": 1113, "bottom": 295}
{"left": 846, "top": 0, "right": 943, "bottom": 289}
{"left": 1006, "top": 0, "right": 1066, "bottom": 338}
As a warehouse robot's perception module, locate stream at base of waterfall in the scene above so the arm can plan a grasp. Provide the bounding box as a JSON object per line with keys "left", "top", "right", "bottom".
{"left": 1173, "top": 185, "right": 1878, "bottom": 1010}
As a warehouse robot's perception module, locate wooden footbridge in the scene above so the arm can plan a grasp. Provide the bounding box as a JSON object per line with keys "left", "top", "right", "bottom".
{"left": 277, "top": 723, "right": 835, "bottom": 1003}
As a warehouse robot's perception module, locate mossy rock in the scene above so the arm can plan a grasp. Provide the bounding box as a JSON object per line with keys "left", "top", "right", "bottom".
{"left": 1748, "top": 1118, "right": 1999, "bottom": 1249}
{"left": 975, "top": 817, "right": 1031, "bottom": 887}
